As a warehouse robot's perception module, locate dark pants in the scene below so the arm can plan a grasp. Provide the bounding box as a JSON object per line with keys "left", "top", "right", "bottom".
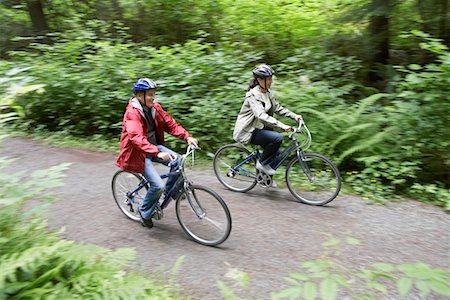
{"left": 250, "top": 128, "right": 283, "bottom": 166}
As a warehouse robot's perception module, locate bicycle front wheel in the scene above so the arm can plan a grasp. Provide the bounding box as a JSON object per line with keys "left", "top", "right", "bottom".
{"left": 286, "top": 153, "right": 341, "bottom": 206}
{"left": 213, "top": 144, "right": 257, "bottom": 192}
{"left": 112, "top": 170, "right": 147, "bottom": 221}
{"left": 176, "top": 185, "right": 232, "bottom": 246}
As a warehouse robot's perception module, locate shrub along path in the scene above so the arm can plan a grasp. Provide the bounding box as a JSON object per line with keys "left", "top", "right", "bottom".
{"left": 2, "top": 137, "right": 449, "bottom": 299}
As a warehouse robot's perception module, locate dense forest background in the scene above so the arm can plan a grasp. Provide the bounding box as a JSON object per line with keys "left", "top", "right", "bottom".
{"left": 0, "top": 0, "right": 449, "bottom": 207}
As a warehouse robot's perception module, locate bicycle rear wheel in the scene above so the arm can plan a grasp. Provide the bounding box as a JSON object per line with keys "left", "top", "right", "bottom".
{"left": 213, "top": 144, "right": 257, "bottom": 192}
{"left": 285, "top": 153, "right": 341, "bottom": 206}
{"left": 176, "top": 185, "right": 232, "bottom": 246}
{"left": 112, "top": 170, "right": 147, "bottom": 221}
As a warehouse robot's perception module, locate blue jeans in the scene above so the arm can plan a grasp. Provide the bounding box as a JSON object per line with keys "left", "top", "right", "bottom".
{"left": 250, "top": 128, "right": 283, "bottom": 166}
{"left": 139, "top": 145, "right": 180, "bottom": 220}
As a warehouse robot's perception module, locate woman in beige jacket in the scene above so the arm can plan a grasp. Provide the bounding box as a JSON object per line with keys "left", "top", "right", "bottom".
{"left": 233, "top": 64, "right": 303, "bottom": 175}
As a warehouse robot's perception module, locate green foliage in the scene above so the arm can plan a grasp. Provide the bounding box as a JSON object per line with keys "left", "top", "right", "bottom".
{"left": 389, "top": 33, "right": 450, "bottom": 184}
{"left": 218, "top": 235, "right": 450, "bottom": 300}
{"left": 0, "top": 3, "right": 30, "bottom": 58}
{"left": 409, "top": 183, "right": 450, "bottom": 210}
{"left": 120, "top": 0, "right": 222, "bottom": 45}
{"left": 217, "top": 0, "right": 337, "bottom": 61}
{"left": 0, "top": 64, "right": 45, "bottom": 124}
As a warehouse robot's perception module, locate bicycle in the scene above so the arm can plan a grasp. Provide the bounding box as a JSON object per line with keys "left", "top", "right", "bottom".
{"left": 112, "top": 145, "right": 232, "bottom": 246}
{"left": 213, "top": 121, "right": 341, "bottom": 206}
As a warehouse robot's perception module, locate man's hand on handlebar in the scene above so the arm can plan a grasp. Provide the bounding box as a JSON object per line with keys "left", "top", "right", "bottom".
{"left": 157, "top": 152, "right": 173, "bottom": 162}
{"left": 187, "top": 136, "right": 198, "bottom": 148}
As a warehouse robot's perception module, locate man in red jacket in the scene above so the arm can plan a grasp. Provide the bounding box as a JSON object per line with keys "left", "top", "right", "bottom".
{"left": 116, "top": 78, "right": 198, "bottom": 228}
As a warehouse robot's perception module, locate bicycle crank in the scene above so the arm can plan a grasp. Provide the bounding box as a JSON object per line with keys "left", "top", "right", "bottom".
{"left": 124, "top": 197, "right": 135, "bottom": 213}
{"left": 256, "top": 171, "right": 272, "bottom": 188}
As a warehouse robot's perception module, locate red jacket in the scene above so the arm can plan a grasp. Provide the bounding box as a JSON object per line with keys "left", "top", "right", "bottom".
{"left": 115, "top": 98, "right": 191, "bottom": 173}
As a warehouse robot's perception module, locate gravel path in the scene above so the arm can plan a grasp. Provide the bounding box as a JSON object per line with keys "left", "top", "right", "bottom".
{"left": 2, "top": 137, "right": 449, "bottom": 299}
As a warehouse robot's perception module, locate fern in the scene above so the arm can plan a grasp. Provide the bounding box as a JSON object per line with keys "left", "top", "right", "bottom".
{"left": 297, "top": 107, "right": 341, "bottom": 132}
{"left": 328, "top": 122, "right": 377, "bottom": 153}
{"left": 336, "top": 128, "right": 394, "bottom": 165}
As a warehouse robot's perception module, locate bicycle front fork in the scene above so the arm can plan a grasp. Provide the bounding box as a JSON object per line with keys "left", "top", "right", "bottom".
{"left": 297, "top": 150, "right": 314, "bottom": 182}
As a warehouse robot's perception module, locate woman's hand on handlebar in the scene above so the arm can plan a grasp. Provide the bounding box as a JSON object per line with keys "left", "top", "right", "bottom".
{"left": 294, "top": 114, "right": 303, "bottom": 122}
{"left": 282, "top": 125, "right": 292, "bottom": 133}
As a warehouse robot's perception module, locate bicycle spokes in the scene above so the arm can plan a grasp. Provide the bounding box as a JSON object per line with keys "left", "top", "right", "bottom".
{"left": 175, "top": 185, "right": 232, "bottom": 246}
{"left": 213, "top": 144, "right": 258, "bottom": 192}
{"left": 286, "top": 153, "right": 341, "bottom": 206}
{"left": 112, "top": 170, "right": 146, "bottom": 222}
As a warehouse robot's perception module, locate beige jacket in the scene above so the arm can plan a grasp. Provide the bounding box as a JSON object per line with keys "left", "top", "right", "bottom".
{"left": 233, "top": 86, "right": 297, "bottom": 144}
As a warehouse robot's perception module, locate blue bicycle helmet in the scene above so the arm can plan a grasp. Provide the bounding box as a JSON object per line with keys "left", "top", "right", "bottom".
{"left": 252, "top": 64, "right": 274, "bottom": 79}
{"left": 132, "top": 78, "right": 157, "bottom": 91}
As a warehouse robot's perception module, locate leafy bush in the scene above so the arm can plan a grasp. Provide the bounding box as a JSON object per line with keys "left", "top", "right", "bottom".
{"left": 389, "top": 33, "right": 450, "bottom": 186}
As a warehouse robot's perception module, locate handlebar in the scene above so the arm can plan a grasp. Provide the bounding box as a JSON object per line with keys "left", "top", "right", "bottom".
{"left": 178, "top": 143, "right": 200, "bottom": 169}
{"left": 167, "top": 144, "right": 200, "bottom": 168}
{"left": 288, "top": 120, "right": 311, "bottom": 150}
{"left": 290, "top": 119, "right": 305, "bottom": 134}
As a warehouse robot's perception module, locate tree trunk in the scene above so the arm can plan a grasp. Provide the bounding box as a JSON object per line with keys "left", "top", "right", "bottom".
{"left": 367, "top": 0, "right": 390, "bottom": 85}
{"left": 418, "top": 0, "right": 450, "bottom": 46}
{"left": 439, "top": 0, "right": 449, "bottom": 45}
{"left": 26, "top": 0, "right": 49, "bottom": 36}
{"left": 111, "top": 0, "right": 124, "bottom": 20}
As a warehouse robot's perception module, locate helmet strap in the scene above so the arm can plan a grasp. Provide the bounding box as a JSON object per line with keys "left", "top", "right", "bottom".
{"left": 257, "top": 77, "right": 267, "bottom": 92}
{"left": 143, "top": 90, "right": 148, "bottom": 109}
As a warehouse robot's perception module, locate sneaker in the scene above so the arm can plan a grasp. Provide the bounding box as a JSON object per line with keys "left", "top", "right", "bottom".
{"left": 138, "top": 209, "right": 153, "bottom": 228}
{"left": 270, "top": 180, "right": 278, "bottom": 188}
{"left": 256, "top": 161, "right": 276, "bottom": 175}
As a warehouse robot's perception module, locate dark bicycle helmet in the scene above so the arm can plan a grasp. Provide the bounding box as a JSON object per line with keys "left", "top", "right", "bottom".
{"left": 132, "top": 78, "right": 157, "bottom": 91}
{"left": 252, "top": 64, "right": 274, "bottom": 78}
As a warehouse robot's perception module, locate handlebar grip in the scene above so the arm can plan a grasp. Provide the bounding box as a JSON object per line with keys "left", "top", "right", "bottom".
{"left": 188, "top": 144, "right": 200, "bottom": 151}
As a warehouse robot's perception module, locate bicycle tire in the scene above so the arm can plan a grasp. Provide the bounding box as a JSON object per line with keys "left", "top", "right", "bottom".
{"left": 213, "top": 144, "right": 257, "bottom": 192}
{"left": 285, "top": 153, "right": 341, "bottom": 206}
{"left": 175, "top": 185, "right": 232, "bottom": 246}
{"left": 112, "top": 170, "right": 147, "bottom": 221}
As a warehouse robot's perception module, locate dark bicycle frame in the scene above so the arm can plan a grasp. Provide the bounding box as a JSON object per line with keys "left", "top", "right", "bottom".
{"left": 125, "top": 168, "right": 184, "bottom": 213}
{"left": 231, "top": 122, "right": 314, "bottom": 181}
